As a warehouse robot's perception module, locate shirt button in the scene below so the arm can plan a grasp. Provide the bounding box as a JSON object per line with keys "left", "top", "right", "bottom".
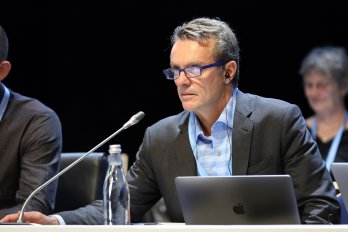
{"left": 217, "top": 151, "right": 222, "bottom": 156}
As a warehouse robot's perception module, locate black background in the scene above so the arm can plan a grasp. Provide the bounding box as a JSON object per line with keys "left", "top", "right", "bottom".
{"left": 1, "top": 2, "right": 348, "bottom": 166}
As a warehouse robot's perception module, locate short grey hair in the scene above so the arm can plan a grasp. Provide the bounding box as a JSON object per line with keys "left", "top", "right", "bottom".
{"left": 300, "top": 46, "right": 348, "bottom": 87}
{"left": 171, "top": 17, "right": 240, "bottom": 86}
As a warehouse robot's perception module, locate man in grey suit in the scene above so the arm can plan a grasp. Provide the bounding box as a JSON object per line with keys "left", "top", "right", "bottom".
{"left": 1, "top": 17, "right": 340, "bottom": 224}
{"left": 0, "top": 25, "right": 62, "bottom": 218}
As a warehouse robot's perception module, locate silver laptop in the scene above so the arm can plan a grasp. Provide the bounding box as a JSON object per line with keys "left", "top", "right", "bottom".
{"left": 175, "top": 175, "right": 301, "bottom": 225}
{"left": 331, "top": 163, "right": 348, "bottom": 212}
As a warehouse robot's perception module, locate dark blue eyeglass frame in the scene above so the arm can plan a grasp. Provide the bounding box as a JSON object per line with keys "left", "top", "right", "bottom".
{"left": 163, "top": 61, "right": 225, "bottom": 80}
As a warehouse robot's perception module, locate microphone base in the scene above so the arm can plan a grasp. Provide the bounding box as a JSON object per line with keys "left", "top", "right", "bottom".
{"left": 0, "top": 222, "right": 33, "bottom": 225}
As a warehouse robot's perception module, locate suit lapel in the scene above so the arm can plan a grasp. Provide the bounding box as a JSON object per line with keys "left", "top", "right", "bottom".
{"left": 232, "top": 91, "right": 254, "bottom": 175}
{"left": 175, "top": 112, "right": 197, "bottom": 176}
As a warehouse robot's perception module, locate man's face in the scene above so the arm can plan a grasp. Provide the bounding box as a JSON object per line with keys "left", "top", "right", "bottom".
{"left": 170, "top": 39, "right": 227, "bottom": 115}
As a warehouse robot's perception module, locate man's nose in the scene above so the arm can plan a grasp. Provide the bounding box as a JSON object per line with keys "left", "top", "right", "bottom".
{"left": 175, "top": 70, "right": 190, "bottom": 84}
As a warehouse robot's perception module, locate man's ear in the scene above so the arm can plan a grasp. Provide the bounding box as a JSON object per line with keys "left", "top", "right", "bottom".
{"left": 224, "top": 60, "right": 237, "bottom": 84}
{"left": 0, "top": 61, "right": 11, "bottom": 81}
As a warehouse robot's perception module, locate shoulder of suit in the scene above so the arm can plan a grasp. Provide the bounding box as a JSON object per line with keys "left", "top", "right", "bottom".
{"left": 10, "top": 91, "right": 57, "bottom": 116}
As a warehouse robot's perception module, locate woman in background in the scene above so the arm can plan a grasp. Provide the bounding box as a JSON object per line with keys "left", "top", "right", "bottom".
{"left": 300, "top": 46, "right": 348, "bottom": 172}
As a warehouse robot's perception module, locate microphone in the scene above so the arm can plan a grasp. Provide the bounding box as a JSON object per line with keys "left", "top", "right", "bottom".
{"left": 17, "top": 111, "right": 145, "bottom": 223}
{"left": 123, "top": 111, "right": 145, "bottom": 129}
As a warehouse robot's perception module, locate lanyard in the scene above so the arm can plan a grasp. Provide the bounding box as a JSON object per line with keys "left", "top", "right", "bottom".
{"left": 0, "top": 85, "right": 10, "bottom": 122}
{"left": 311, "top": 112, "right": 348, "bottom": 171}
{"left": 190, "top": 87, "right": 238, "bottom": 176}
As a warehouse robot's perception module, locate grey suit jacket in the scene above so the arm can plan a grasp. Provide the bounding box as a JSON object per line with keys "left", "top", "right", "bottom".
{"left": 60, "top": 90, "right": 339, "bottom": 224}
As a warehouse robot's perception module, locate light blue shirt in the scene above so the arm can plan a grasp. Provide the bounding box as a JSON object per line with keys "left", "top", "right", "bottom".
{"left": 188, "top": 88, "right": 238, "bottom": 176}
{"left": 0, "top": 83, "right": 10, "bottom": 123}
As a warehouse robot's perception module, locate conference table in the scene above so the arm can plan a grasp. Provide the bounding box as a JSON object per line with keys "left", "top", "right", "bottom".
{"left": 0, "top": 223, "right": 348, "bottom": 232}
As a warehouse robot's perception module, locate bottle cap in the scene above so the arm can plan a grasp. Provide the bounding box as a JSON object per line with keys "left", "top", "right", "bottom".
{"left": 109, "top": 144, "right": 122, "bottom": 154}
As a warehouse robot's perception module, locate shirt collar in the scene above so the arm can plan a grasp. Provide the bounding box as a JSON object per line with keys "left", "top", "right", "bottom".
{"left": 190, "top": 88, "right": 237, "bottom": 141}
{"left": 0, "top": 82, "right": 4, "bottom": 103}
{"left": 215, "top": 94, "right": 234, "bottom": 129}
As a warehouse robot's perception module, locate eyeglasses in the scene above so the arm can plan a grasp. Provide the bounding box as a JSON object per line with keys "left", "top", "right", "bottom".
{"left": 163, "top": 61, "right": 224, "bottom": 80}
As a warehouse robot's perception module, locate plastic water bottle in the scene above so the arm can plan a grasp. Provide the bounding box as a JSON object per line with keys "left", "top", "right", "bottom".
{"left": 103, "top": 144, "right": 130, "bottom": 225}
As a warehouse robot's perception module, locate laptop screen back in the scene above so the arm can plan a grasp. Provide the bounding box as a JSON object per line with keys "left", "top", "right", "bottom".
{"left": 175, "top": 175, "right": 301, "bottom": 225}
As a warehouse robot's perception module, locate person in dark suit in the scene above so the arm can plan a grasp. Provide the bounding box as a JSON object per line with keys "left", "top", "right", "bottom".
{"left": 1, "top": 17, "right": 340, "bottom": 224}
{"left": 0, "top": 25, "right": 62, "bottom": 218}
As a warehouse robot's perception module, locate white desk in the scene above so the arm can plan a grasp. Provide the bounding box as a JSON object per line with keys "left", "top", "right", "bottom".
{"left": 0, "top": 224, "right": 348, "bottom": 232}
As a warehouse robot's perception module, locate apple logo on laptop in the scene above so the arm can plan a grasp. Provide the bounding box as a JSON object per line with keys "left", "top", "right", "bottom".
{"left": 233, "top": 203, "right": 245, "bottom": 215}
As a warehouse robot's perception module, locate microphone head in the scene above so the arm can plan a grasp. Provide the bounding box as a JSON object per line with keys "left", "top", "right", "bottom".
{"left": 123, "top": 111, "right": 145, "bottom": 129}
{"left": 130, "top": 111, "right": 145, "bottom": 125}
